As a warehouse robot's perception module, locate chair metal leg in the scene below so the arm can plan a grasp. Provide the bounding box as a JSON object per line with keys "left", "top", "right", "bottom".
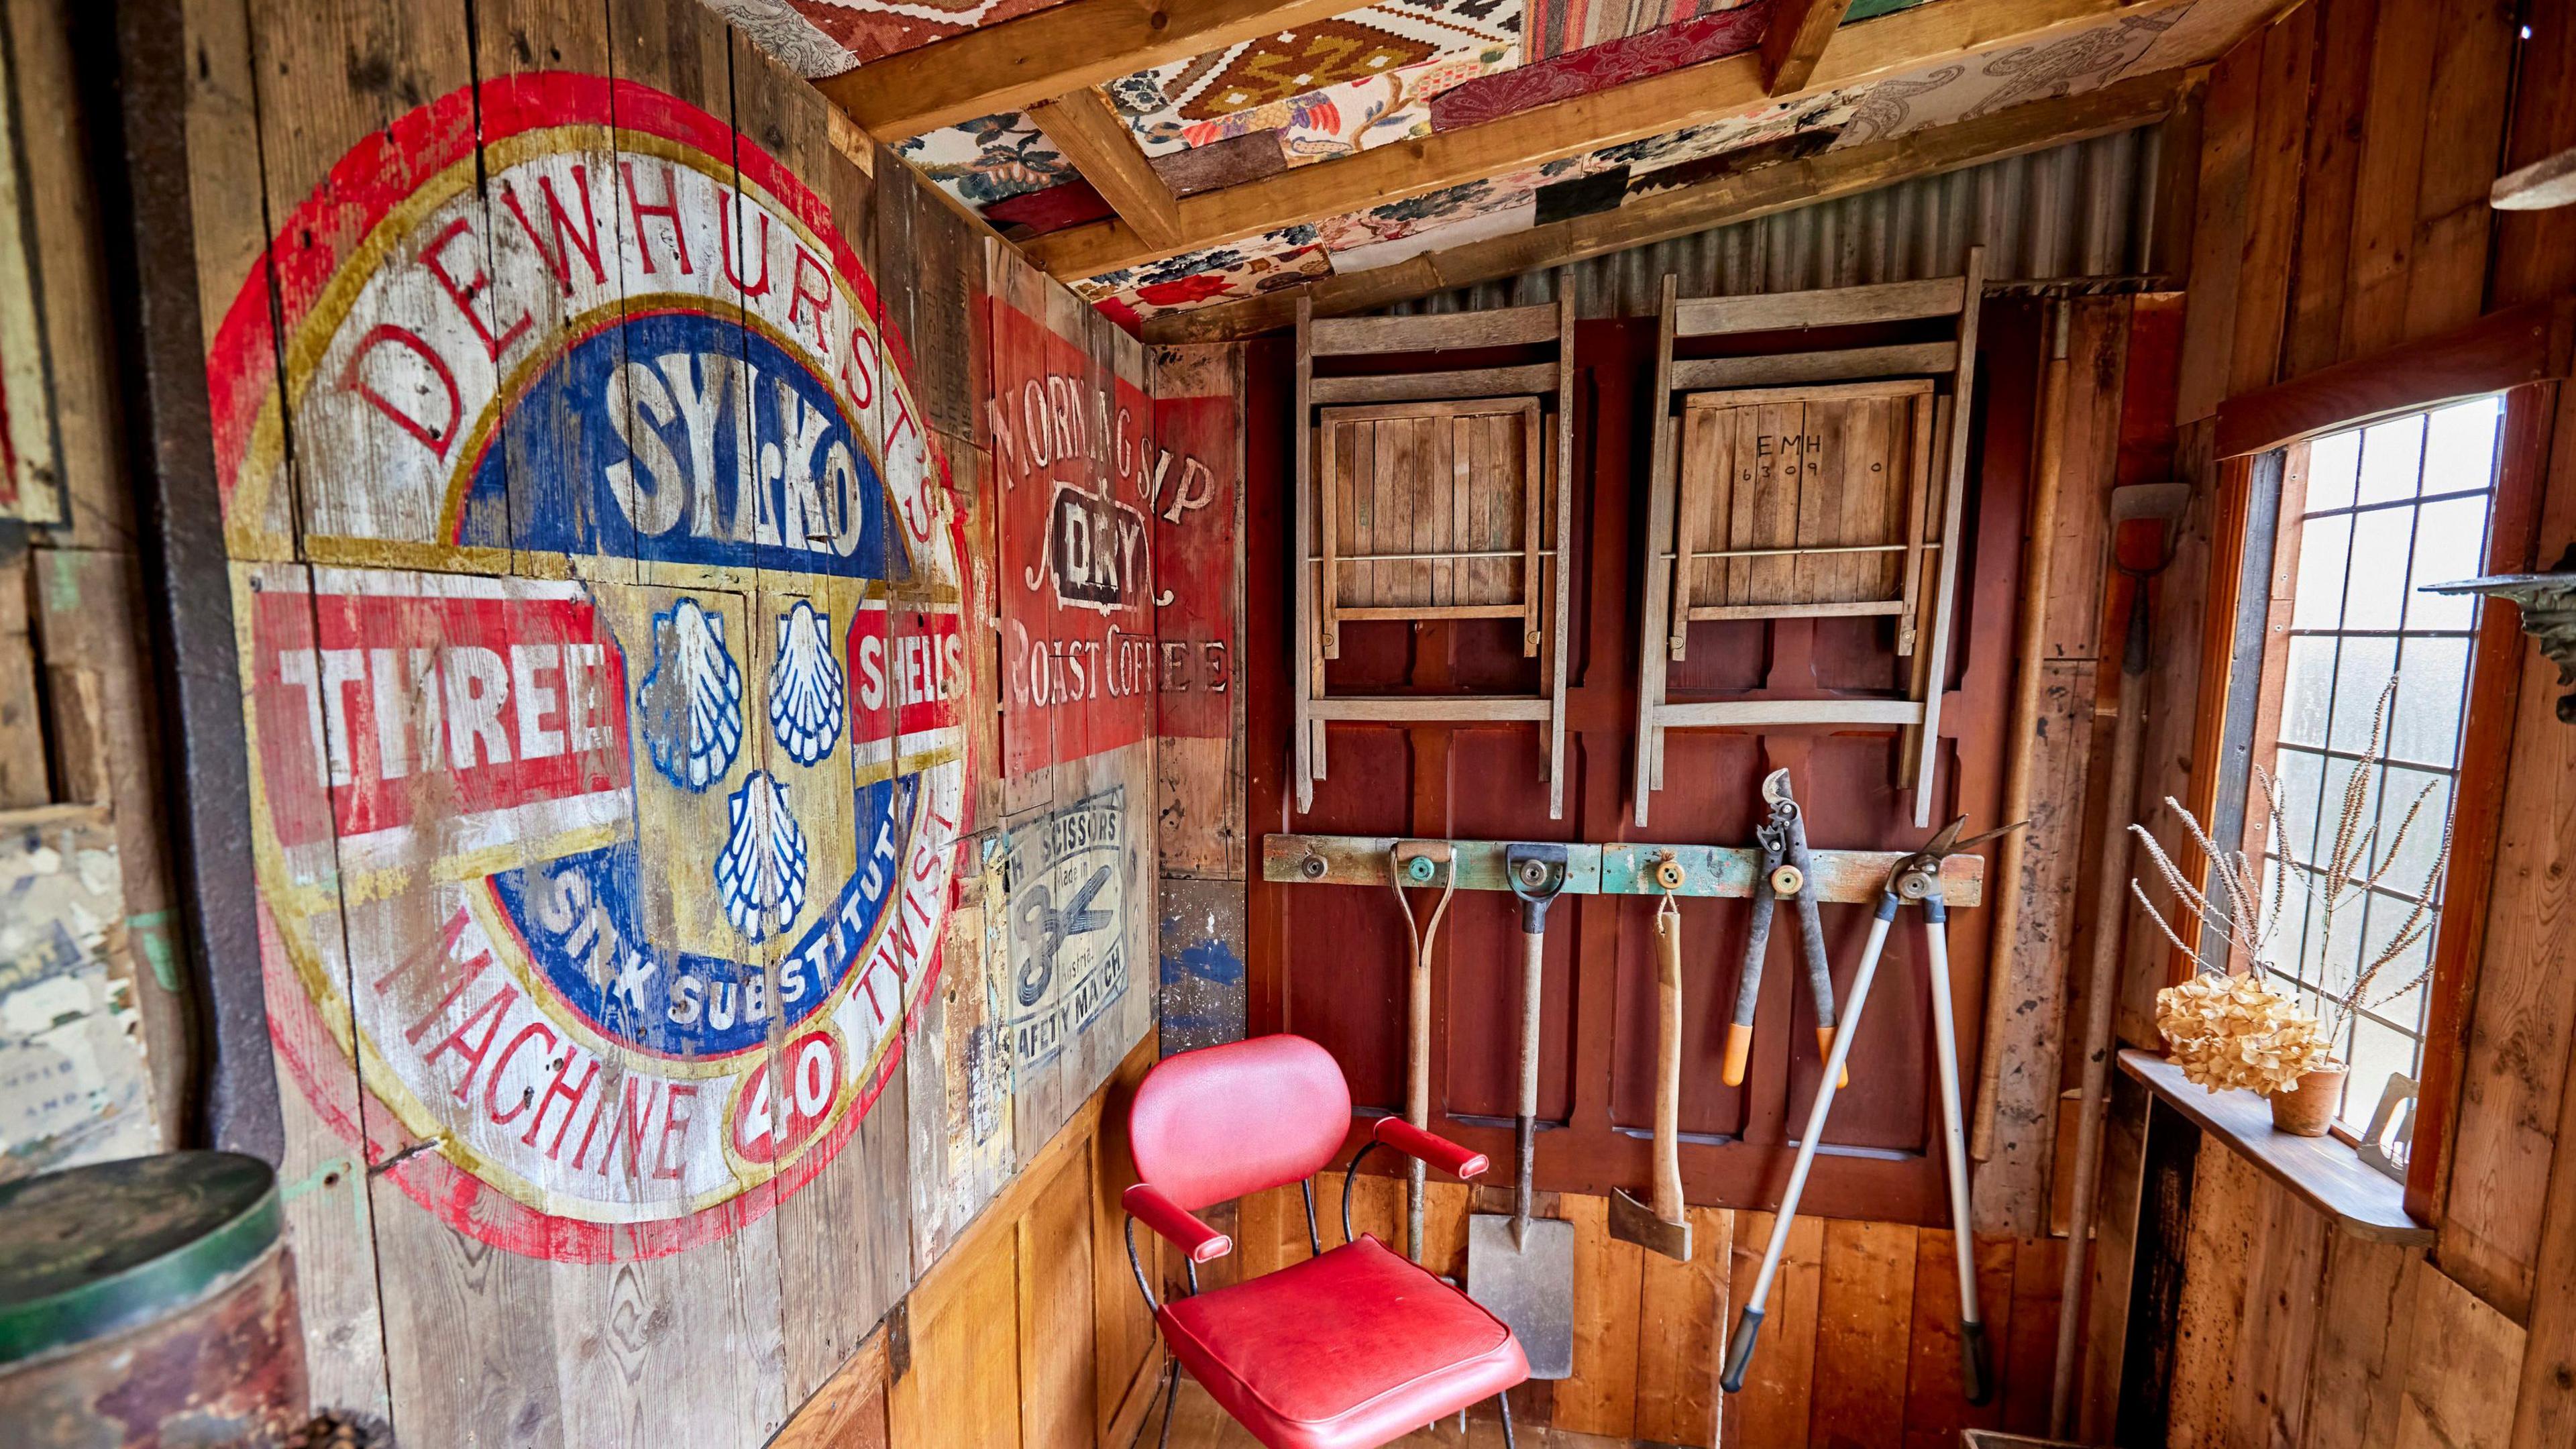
{"left": 1158, "top": 1361, "right": 1179, "bottom": 1449}
{"left": 1495, "top": 1390, "right": 1515, "bottom": 1449}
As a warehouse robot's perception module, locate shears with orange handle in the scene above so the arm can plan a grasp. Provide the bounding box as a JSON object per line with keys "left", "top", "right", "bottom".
{"left": 1720, "top": 769, "right": 1846, "bottom": 1089}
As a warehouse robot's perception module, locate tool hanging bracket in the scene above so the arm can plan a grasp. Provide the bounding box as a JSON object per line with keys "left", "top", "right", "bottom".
{"left": 1265, "top": 833, "right": 1984, "bottom": 906}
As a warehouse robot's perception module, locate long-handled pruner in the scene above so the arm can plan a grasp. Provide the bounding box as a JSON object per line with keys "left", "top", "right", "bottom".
{"left": 1722, "top": 770, "right": 1845, "bottom": 1089}
{"left": 1388, "top": 841, "right": 1455, "bottom": 1265}
{"left": 1722, "top": 814, "right": 2025, "bottom": 1406}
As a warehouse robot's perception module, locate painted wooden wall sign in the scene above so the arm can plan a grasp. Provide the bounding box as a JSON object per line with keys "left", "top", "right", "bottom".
{"left": 983, "top": 294, "right": 1160, "bottom": 777}
{"left": 209, "top": 72, "right": 968, "bottom": 1259}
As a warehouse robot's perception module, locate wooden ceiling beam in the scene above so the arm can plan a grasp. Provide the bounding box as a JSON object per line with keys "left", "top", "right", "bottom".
{"left": 1137, "top": 68, "right": 2188, "bottom": 343}
{"left": 1028, "top": 88, "right": 1183, "bottom": 247}
{"left": 1022, "top": 0, "right": 2172, "bottom": 280}
{"left": 815, "top": 0, "right": 1354, "bottom": 141}
{"left": 1760, "top": 0, "right": 1855, "bottom": 94}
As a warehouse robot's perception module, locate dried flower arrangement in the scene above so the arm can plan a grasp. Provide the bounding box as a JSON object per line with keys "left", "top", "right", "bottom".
{"left": 2130, "top": 677, "right": 2454, "bottom": 1099}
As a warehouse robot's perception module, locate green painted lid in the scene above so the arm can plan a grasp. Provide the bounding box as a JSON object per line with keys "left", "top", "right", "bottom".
{"left": 0, "top": 1151, "right": 280, "bottom": 1366}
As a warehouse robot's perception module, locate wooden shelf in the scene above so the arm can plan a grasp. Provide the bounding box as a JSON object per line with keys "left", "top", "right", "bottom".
{"left": 2118, "top": 1050, "right": 2432, "bottom": 1244}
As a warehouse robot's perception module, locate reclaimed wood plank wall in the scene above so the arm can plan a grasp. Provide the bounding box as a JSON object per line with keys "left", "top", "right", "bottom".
{"left": 2142, "top": 2, "right": 2576, "bottom": 1446}
{"left": 0, "top": 0, "right": 188, "bottom": 1183}
{"left": 125, "top": 0, "right": 1220, "bottom": 1438}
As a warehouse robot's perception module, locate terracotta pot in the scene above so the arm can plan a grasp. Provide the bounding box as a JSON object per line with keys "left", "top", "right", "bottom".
{"left": 2269, "top": 1067, "right": 2347, "bottom": 1136}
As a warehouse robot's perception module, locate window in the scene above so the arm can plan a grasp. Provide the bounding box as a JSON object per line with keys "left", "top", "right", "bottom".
{"left": 2246, "top": 396, "right": 2501, "bottom": 1133}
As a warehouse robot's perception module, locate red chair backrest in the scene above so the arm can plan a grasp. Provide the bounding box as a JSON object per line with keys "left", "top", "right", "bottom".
{"left": 1129, "top": 1035, "right": 1352, "bottom": 1212}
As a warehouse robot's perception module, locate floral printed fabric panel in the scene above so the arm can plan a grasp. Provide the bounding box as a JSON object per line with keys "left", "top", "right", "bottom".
{"left": 1106, "top": 0, "right": 1523, "bottom": 164}
{"left": 900, "top": 111, "right": 1076, "bottom": 210}
{"left": 1075, "top": 227, "right": 1336, "bottom": 326}
{"left": 1326, "top": 193, "right": 1540, "bottom": 276}
{"left": 1519, "top": 0, "right": 1758, "bottom": 61}
{"left": 786, "top": 0, "right": 1077, "bottom": 66}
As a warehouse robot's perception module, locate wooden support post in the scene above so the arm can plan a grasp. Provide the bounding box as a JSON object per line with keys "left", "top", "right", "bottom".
{"left": 1910, "top": 245, "right": 1984, "bottom": 828}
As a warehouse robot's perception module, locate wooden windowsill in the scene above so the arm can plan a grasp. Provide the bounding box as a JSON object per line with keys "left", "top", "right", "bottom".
{"left": 2117, "top": 1049, "right": 2432, "bottom": 1244}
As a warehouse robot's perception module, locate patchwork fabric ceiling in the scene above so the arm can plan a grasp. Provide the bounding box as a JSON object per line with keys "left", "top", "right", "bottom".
{"left": 712, "top": 0, "right": 2265, "bottom": 329}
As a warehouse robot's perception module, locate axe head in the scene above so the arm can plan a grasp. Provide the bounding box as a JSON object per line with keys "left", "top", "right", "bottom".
{"left": 1609, "top": 1187, "right": 1693, "bottom": 1262}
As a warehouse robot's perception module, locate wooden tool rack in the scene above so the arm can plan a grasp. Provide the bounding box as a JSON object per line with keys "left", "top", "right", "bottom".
{"left": 1293, "top": 292, "right": 1578, "bottom": 818}
{"left": 1262, "top": 833, "right": 1984, "bottom": 906}
{"left": 1633, "top": 250, "right": 1987, "bottom": 830}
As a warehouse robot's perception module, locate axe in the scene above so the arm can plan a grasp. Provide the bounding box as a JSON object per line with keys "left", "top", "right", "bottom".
{"left": 1611, "top": 852, "right": 1692, "bottom": 1262}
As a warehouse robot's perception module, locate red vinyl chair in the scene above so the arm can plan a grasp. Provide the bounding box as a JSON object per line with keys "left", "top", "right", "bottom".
{"left": 1121, "top": 1034, "right": 1529, "bottom": 1449}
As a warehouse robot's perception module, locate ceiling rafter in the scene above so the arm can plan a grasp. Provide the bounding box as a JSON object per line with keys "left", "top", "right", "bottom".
{"left": 1761, "top": 0, "right": 1857, "bottom": 93}
{"left": 816, "top": 0, "right": 1356, "bottom": 141}
{"left": 1018, "top": 0, "right": 2168, "bottom": 282}
{"left": 1137, "top": 67, "right": 2189, "bottom": 343}
{"left": 1028, "top": 88, "right": 1184, "bottom": 248}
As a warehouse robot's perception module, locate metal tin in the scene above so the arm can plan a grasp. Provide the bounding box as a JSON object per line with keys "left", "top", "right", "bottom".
{"left": 0, "top": 1152, "right": 307, "bottom": 1448}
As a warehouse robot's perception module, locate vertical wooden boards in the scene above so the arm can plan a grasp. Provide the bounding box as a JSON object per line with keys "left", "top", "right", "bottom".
{"left": 889, "top": 1216, "right": 1022, "bottom": 1449}
{"left": 1634, "top": 1205, "right": 1732, "bottom": 1449}
{"left": 2164, "top": 1140, "right": 2260, "bottom": 1449}
{"left": 0, "top": 552, "right": 47, "bottom": 807}
{"left": 2398, "top": 1263, "right": 2526, "bottom": 1449}
{"left": 2178, "top": 0, "right": 2516, "bottom": 411}
{"left": 2223, "top": 0, "right": 2312, "bottom": 401}
{"left": 907, "top": 871, "right": 1016, "bottom": 1266}
{"left": 2279, "top": 0, "right": 2379, "bottom": 380}
{"left": 28, "top": 547, "right": 190, "bottom": 1136}
{"left": 2302, "top": 1236, "right": 2420, "bottom": 1449}
{"left": 1669, "top": 384, "right": 1929, "bottom": 622}
{"left": 1158, "top": 873, "right": 1246, "bottom": 1056}
{"left": 189, "top": 0, "right": 1004, "bottom": 1440}
{"left": 1809, "top": 1220, "right": 1918, "bottom": 1449}
{"left": 1089, "top": 1040, "right": 1163, "bottom": 1449}
{"left": 1552, "top": 1191, "right": 1646, "bottom": 1438}
{"left": 2438, "top": 401, "right": 2576, "bottom": 1321}
{"left": 2171, "top": 32, "right": 2257, "bottom": 427}
{"left": 855, "top": 1037, "right": 1152, "bottom": 1449}
{"left": 1148, "top": 343, "right": 1244, "bottom": 881}
{"left": 1723, "top": 1212, "right": 1821, "bottom": 1449}
{"left": 1016, "top": 1144, "right": 1098, "bottom": 1449}
{"left": 2222, "top": 1178, "right": 2328, "bottom": 1449}
{"left": 981, "top": 241, "right": 1155, "bottom": 789}
{"left": 773, "top": 1327, "right": 891, "bottom": 1449}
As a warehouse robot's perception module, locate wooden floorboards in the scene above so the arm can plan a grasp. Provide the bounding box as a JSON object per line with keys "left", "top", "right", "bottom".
{"left": 1154, "top": 1377, "right": 1627, "bottom": 1449}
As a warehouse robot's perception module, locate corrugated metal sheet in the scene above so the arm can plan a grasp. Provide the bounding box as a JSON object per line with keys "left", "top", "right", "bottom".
{"left": 1380, "top": 126, "right": 2163, "bottom": 319}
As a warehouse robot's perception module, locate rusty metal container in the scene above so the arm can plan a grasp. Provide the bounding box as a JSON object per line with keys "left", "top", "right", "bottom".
{"left": 0, "top": 1151, "right": 307, "bottom": 1448}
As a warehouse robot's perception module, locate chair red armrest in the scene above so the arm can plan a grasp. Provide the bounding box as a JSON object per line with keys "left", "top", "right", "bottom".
{"left": 1123, "top": 1183, "right": 1234, "bottom": 1263}
{"left": 1372, "top": 1118, "right": 1489, "bottom": 1179}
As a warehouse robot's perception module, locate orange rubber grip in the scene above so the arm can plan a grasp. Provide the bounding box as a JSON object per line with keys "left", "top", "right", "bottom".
{"left": 1722, "top": 1023, "right": 1752, "bottom": 1087}
{"left": 1818, "top": 1027, "right": 1849, "bottom": 1088}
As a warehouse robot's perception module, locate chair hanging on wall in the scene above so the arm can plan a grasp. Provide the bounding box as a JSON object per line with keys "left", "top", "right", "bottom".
{"left": 1632, "top": 247, "right": 1987, "bottom": 828}
{"left": 1292, "top": 290, "right": 1577, "bottom": 818}
{"left": 1119, "top": 1034, "right": 1529, "bottom": 1449}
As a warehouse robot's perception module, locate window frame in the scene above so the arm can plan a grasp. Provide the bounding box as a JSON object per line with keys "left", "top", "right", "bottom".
{"left": 2193, "top": 378, "right": 2553, "bottom": 1226}
{"left": 2212, "top": 407, "right": 2498, "bottom": 1137}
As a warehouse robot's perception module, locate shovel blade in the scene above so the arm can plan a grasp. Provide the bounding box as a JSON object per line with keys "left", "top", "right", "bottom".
{"left": 1466, "top": 1214, "right": 1576, "bottom": 1379}
{"left": 1608, "top": 1187, "right": 1693, "bottom": 1262}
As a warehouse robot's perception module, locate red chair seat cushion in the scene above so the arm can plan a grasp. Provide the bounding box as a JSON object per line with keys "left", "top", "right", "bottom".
{"left": 1160, "top": 1235, "right": 1528, "bottom": 1449}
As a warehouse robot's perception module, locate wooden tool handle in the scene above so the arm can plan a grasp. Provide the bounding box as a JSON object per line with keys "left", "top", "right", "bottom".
{"left": 1652, "top": 909, "right": 1684, "bottom": 1223}
{"left": 1722, "top": 1023, "right": 1752, "bottom": 1087}
{"left": 1817, "top": 1027, "right": 1848, "bottom": 1089}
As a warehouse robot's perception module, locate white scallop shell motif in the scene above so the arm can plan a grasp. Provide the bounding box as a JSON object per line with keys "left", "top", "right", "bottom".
{"left": 715, "top": 770, "right": 809, "bottom": 942}
{"left": 767, "top": 600, "right": 843, "bottom": 766}
{"left": 637, "top": 597, "right": 744, "bottom": 792}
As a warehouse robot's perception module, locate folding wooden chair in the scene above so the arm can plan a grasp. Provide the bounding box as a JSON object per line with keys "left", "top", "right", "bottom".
{"left": 1633, "top": 248, "right": 1987, "bottom": 828}
{"left": 1292, "top": 291, "right": 1577, "bottom": 818}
